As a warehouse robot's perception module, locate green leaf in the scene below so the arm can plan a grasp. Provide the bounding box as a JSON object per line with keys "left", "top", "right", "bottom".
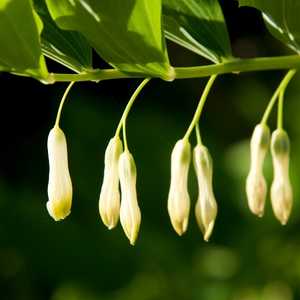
{"left": 0, "top": 0, "right": 48, "bottom": 79}
{"left": 34, "top": 0, "right": 92, "bottom": 73}
{"left": 239, "top": 0, "right": 300, "bottom": 53}
{"left": 45, "top": 0, "right": 174, "bottom": 79}
{"left": 163, "top": 0, "right": 233, "bottom": 63}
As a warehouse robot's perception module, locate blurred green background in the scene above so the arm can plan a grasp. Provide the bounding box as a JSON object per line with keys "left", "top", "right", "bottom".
{"left": 1, "top": 1, "right": 300, "bottom": 300}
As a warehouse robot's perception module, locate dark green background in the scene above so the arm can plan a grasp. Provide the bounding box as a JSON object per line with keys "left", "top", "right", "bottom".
{"left": 1, "top": 1, "right": 300, "bottom": 299}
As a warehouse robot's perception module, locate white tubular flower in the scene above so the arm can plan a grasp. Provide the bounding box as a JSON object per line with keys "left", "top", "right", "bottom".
{"left": 99, "top": 137, "right": 123, "bottom": 229}
{"left": 47, "top": 126, "right": 72, "bottom": 221}
{"left": 246, "top": 124, "right": 270, "bottom": 217}
{"left": 168, "top": 139, "right": 191, "bottom": 236}
{"left": 271, "top": 129, "right": 293, "bottom": 225}
{"left": 118, "top": 150, "right": 141, "bottom": 245}
{"left": 193, "top": 145, "right": 217, "bottom": 241}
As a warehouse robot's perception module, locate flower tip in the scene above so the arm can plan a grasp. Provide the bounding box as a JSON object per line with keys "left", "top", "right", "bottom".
{"left": 100, "top": 211, "right": 119, "bottom": 230}
{"left": 278, "top": 211, "right": 290, "bottom": 226}
{"left": 107, "top": 223, "right": 116, "bottom": 230}
{"left": 203, "top": 221, "right": 215, "bottom": 242}
{"left": 129, "top": 237, "right": 137, "bottom": 246}
{"left": 171, "top": 218, "right": 188, "bottom": 236}
{"left": 249, "top": 204, "right": 264, "bottom": 218}
{"left": 258, "top": 212, "right": 264, "bottom": 218}
{"left": 281, "top": 220, "right": 287, "bottom": 226}
{"left": 46, "top": 200, "right": 71, "bottom": 221}
{"left": 121, "top": 221, "right": 140, "bottom": 245}
{"left": 123, "top": 227, "right": 139, "bottom": 245}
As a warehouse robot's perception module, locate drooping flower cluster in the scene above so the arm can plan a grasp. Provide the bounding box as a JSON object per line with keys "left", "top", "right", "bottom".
{"left": 99, "top": 138, "right": 141, "bottom": 245}
{"left": 246, "top": 125, "right": 293, "bottom": 224}
{"left": 168, "top": 139, "right": 218, "bottom": 241}
{"left": 46, "top": 81, "right": 144, "bottom": 245}
{"left": 45, "top": 72, "right": 296, "bottom": 247}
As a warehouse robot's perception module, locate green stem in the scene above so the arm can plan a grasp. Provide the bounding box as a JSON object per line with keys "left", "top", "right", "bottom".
{"left": 122, "top": 120, "right": 128, "bottom": 151}
{"left": 184, "top": 75, "right": 217, "bottom": 140}
{"left": 277, "top": 90, "right": 284, "bottom": 129}
{"left": 54, "top": 81, "right": 75, "bottom": 127}
{"left": 261, "top": 69, "right": 296, "bottom": 125}
{"left": 115, "top": 78, "right": 151, "bottom": 147}
{"left": 195, "top": 123, "right": 202, "bottom": 145}
{"left": 49, "top": 55, "right": 300, "bottom": 83}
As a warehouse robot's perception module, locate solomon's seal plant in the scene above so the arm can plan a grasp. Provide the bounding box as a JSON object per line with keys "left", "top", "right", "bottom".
{"left": 1, "top": 0, "right": 300, "bottom": 245}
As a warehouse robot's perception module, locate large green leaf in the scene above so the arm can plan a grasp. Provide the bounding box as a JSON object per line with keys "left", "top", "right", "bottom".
{"left": 239, "top": 0, "right": 300, "bottom": 53}
{"left": 34, "top": 0, "right": 92, "bottom": 73}
{"left": 0, "top": 0, "right": 48, "bottom": 79}
{"left": 45, "top": 0, "right": 174, "bottom": 79}
{"left": 163, "top": 0, "right": 233, "bottom": 63}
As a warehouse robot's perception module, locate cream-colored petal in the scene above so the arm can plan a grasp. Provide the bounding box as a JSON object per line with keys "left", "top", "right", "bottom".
{"left": 246, "top": 124, "right": 270, "bottom": 217}
{"left": 167, "top": 139, "right": 191, "bottom": 236}
{"left": 246, "top": 172, "right": 267, "bottom": 217}
{"left": 47, "top": 126, "right": 72, "bottom": 221}
{"left": 99, "top": 137, "right": 123, "bottom": 229}
{"left": 271, "top": 129, "right": 293, "bottom": 225}
{"left": 193, "top": 145, "right": 217, "bottom": 241}
{"left": 118, "top": 151, "right": 141, "bottom": 245}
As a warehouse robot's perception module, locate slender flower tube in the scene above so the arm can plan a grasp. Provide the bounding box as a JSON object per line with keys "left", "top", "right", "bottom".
{"left": 168, "top": 139, "right": 191, "bottom": 236}
{"left": 246, "top": 124, "right": 270, "bottom": 217}
{"left": 99, "top": 137, "right": 123, "bottom": 229}
{"left": 193, "top": 145, "right": 217, "bottom": 241}
{"left": 47, "top": 126, "right": 72, "bottom": 221}
{"left": 119, "top": 150, "right": 141, "bottom": 245}
{"left": 271, "top": 129, "right": 293, "bottom": 225}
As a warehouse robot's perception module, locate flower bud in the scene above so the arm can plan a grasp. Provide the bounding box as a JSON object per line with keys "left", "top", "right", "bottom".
{"left": 271, "top": 129, "right": 293, "bottom": 225}
{"left": 193, "top": 145, "right": 217, "bottom": 241}
{"left": 167, "top": 139, "right": 191, "bottom": 236}
{"left": 118, "top": 150, "right": 141, "bottom": 245}
{"left": 99, "top": 137, "right": 123, "bottom": 229}
{"left": 246, "top": 124, "right": 270, "bottom": 217}
{"left": 47, "top": 126, "right": 72, "bottom": 221}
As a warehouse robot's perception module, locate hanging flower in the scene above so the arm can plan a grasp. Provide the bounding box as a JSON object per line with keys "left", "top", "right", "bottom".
{"left": 47, "top": 126, "right": 72, "bottom": 221}
{"left": 246, "top": 124, "right": 270, "bottom": 217}
{"left": 99, "top": 137, "right": 123, "bottom": 229}
{"left": 193, "top": 144, "right": 217, "bottom": 241}
{"left": 118, "top": 150, "right": 141, "bottom": 245}
{"left": 168, "top": 139, "right": 191, "bottom": 236}
{"left": 271, "top": 129, "right": 293, "bottom": 225}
